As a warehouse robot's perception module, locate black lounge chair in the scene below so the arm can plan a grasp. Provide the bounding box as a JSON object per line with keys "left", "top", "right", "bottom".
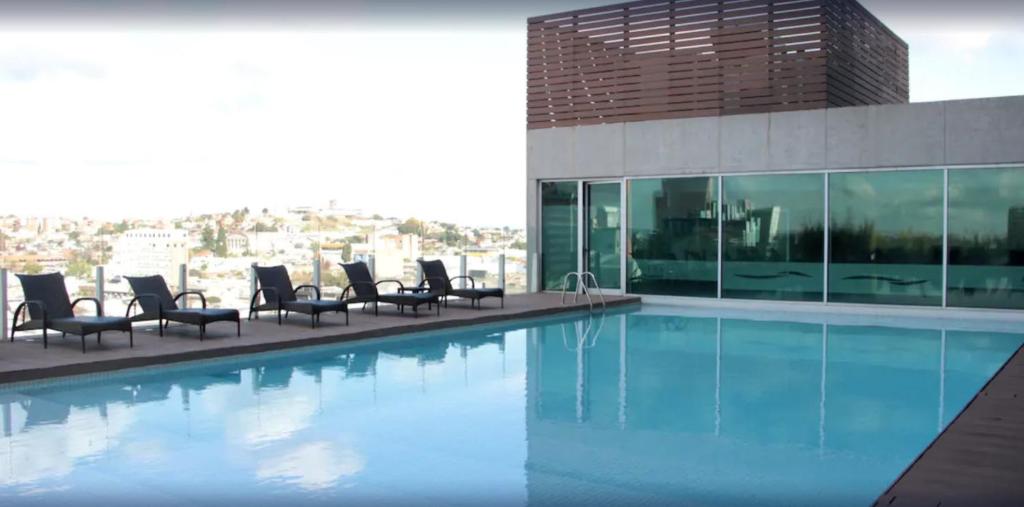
{"left": 10, "top": 272, "right": 133, "bottom": 353}
{"left": 249, "top": 265, "right": 348, "bottom": 328}
{"left": 339, "top": 261, "right": 440, "bottom": 317}
{"left": 125, "top": 275, "right": 240, "bottom": 340}
{"left": 417, "top": 259, "right": 504, "bottom": 309}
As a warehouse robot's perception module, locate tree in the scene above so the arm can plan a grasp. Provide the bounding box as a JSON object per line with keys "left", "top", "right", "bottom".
{"left": 200, "top": 226, "right": 216, "bottom": 250}
{"left": 397, "top": 218, "right": 423, "bottom": 235}
{"left": 214, "top": 227, "right": 228, "bottom": 257}
{"left": 341, "top": 243, "right": 353, "bottom": 262}
{"left": 66, "top": 257, "right": 92, "bottom": 279}
{"left": 22, "top": 261, "right": 43, "bottom": 275}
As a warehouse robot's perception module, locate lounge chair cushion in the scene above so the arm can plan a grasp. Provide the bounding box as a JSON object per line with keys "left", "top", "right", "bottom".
{"left": 125, "top": 275, "right": 179, "bottom": 313}
{"left": 163, "top": 308, "right": 240, "bottom": 326}
{"left": 449, "top": 287, "right": 504, "bottom": 300}
{"left": 16, "top": 273, "right": 75, "bottom": 319}
{"left": 49, "top": 316, "right": 132, "bottom": 336}
{"left": 282, "top": 300, "right": 348, "bottom": 314}
{"left": 255, "top": 265, "right": 299, "bottom": 304}
{"left": 378, "top": 292, "right": 437, "bottom": 307}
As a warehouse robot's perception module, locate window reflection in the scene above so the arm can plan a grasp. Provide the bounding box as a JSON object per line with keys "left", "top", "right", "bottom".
{"left": 627, "top": 177, "right": 718, "bottom": 296}
{"left": 948, "top": 167, "right": 1024, "bottom": 309}
{"left": 828, "top": 171, "right": 943, "bottom": 306}
{"left": 722, "top": 174, "right": 824, "bottom": 301}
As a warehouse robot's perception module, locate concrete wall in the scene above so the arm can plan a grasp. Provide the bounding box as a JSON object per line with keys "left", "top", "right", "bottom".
{"left": 525, "top": 95, "right": 1024, "bottom": 291}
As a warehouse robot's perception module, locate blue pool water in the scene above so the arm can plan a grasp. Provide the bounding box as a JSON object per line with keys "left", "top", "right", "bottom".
{"left": 1, "top": 306, "right": 1021, "bottom": 506}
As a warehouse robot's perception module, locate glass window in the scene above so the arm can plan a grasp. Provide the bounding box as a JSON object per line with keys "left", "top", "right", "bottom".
{"left": 585, "top": 182, "right": 621, "bottom": 290}
{"left": 722, "top": 174, "right": 824, "bottom": 301}
{"left": 828, "top": 170, "right": 943, "bottom": 306}
{"left": 948, "top": 167, "right": 1024, "bottom": 309}
{"left": 627, "top": 177, "right": 718, "bottom": 296}
{"left": 541, "top": 181, "right": 579, "bottom": 291}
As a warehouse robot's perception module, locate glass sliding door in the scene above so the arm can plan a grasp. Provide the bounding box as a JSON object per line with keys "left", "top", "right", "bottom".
{"left": 627, "top": 177, "right": 719, "bottom": 297}
{"left": 541, "top": 181, "right": 579, "bottom": 291}
{"left": 948, "top": 167, "right": 1024, "bottom": 309}
{"left": 828, "top": 170, "right": 943, "bottom": 306}
{"left": 584, "top": 182, "right": 622, "bottom": 290}
{"left": 722, "top": 173, "right": 825, "bottom": 301}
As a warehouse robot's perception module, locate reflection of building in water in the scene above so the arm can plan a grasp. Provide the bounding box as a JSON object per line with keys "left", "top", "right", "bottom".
{"left": 1009, "top": 207, "right": 1024, "bottom": 264}
{"left": 524, "top": 314, "right": 957, "bottom": 506}
{"left": 110, "top": 228, "right": 189, "bottom": 282}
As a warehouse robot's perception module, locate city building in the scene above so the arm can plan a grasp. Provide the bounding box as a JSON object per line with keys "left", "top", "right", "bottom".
{"left": 525, "top": 0, "right": 1024, "bottom": 311}
{"left": 109, "top": 228, "right": 189, "bottom": 282}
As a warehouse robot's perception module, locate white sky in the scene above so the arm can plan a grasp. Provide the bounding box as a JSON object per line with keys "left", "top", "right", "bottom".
{"left": 1, "top": 2, "right": 1022, "bottom": 227}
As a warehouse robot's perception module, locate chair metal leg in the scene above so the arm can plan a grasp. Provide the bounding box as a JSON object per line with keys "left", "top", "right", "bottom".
{"left": 129, "top": 326, "right": 134, "bottom": 348}
{"left": 311, "top": 313, "right": 316, "bottom": 329}
{"left": 277, "top": 309, "right": 282, "bottom": 325}
{"left": 97, "top": 331, "right": 102, "bottom": 344}
{"left": 199, "top": 324, "right": 205, "bottom": 341}
{"left": 43, "top": 328, "right": 48, "bottom": 349}
{"left": 159, "top": 319, "right": 164, "bottom": 337}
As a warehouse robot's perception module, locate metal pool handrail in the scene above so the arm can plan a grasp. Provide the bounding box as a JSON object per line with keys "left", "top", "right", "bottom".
{"left": 560, "top": 271, "right": 607, "bottom": 312}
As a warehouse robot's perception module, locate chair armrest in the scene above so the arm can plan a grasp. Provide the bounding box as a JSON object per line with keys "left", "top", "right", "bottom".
{"left": 249, "top": 287, "right": 280, "bottom": 311}
{"left": 449, "top": 275, "right": 476, "bottom": 289}
{"left": 71, "top": 297, "right": 104, "bottom": 316}
{"left": 293, "top": 285, "right": 322, "bottom": 301}
{"left": 341, "top": 281, "right": 377, "bottom": 300}
{"left": 174, "top": 291, "right": 207, "bottom": 309}
{"left": 126, "top": 293, "right": 162, "bottom": 318}
{"left": 12, "top": 300, "right": 47, "bottom": 328}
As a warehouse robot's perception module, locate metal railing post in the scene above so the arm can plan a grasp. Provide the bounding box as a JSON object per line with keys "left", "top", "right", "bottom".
{"left": 459, "top": 254, "right": 467, "bottom": 289}
{"left": 250, "top": 263, "right": 258, "bottom": 302}
{"left": 179, "top": 264, "right": 188, "bottom": 308}
{"left": 95, "top": 266, "right": 105, "bottom": 308}
{"left": 498, "top": 254, "right": 506, "bottom": 290}
{"left": 416, "top": 257, "right": 424, "bottom": 286}
{"left": 0, "top": 268, "right": 8, "bottom": 340}
{"left": 368, "top": 255, "right": 376, "bottom": 280}
{"left": 313, "top": 257, "right": 322, "bottom": 288}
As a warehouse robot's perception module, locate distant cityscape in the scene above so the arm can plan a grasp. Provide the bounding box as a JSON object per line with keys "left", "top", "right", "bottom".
{"left": 0, "top": 202, "right": 527, "bottom": 321}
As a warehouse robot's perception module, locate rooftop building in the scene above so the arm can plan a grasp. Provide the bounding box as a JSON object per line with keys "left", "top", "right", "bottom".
{"left": 526, "top": 0, "right": 1024, "bottom": 312}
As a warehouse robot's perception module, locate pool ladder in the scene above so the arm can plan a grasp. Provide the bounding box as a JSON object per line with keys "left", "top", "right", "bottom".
{"left": 560, "top": 271, "right": 606, "bottom": 313}
{"left": 562, "top": 311, "right": 606, "bottom": 351}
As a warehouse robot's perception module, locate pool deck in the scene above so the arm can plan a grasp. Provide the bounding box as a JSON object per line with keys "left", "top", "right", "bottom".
{"left": 875, "top": 341, "right": 1024, "bottom": 507}
{"left": 0, "top": 293, "right": 639, "bottom": 385}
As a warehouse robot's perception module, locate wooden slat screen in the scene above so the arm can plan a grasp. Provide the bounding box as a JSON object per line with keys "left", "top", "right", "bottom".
{"left": 527, "top": 0, "right": 908, "bottom": 129}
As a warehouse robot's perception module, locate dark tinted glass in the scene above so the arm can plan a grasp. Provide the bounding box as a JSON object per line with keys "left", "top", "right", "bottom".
{"left": 722, "top": 174, "right": 824, "bottom": 301}
{"left": 947, "top": 167, "right": 1024, "bottom": 309}
{"left": 627, "top": 177, "right": 718, "bottom": 296}
{"left": 828, "top": 170, "right": 943, "bottom": 306}
{"left": 586, "top": 182, "right": 621, "bottom": 290}
{"left": 541, "top": 181, "right": 579, "bottom": 291}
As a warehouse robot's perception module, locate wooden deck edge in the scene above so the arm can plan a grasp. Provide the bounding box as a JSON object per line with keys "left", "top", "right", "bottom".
{"left": 0, "top": 297, "right": 641, "bottom": 386}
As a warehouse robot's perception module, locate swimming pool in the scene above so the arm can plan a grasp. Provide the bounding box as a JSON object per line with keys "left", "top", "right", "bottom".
{"left": 1, "top": 306, "right": 1021, "bottom": 506}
